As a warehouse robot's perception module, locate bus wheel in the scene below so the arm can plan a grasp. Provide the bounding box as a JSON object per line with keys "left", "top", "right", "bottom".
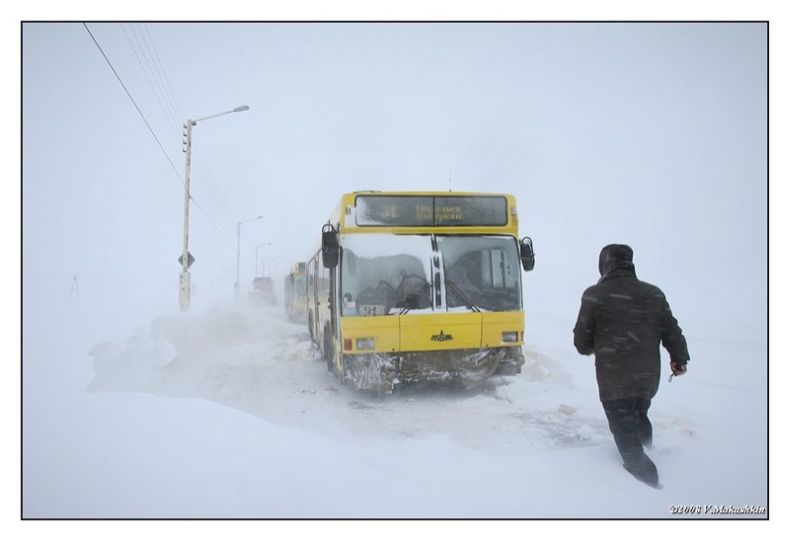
{"left": 323, "top": 327, "right": 334, "bottom": 373}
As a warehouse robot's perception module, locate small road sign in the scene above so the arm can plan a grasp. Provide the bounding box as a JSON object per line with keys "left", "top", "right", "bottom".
{"left": 178, "top": 252, "right": 195, "bottom": 268}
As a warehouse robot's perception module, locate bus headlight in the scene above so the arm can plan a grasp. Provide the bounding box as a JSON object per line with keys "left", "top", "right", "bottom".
{"left": 356, "top": 337, "right": 376, "bottom": 351}
{"left": 501, "top": 331, "right": 519, "bottom": 343}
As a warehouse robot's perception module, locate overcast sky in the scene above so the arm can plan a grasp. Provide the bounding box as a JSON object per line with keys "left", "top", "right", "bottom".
{"left": 22, "top": 22, "right": 766, "bottom": 334}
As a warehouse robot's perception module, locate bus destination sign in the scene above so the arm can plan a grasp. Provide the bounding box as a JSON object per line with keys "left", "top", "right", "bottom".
{"left": 355, "top": 195, "right": 508, "bottom": 227}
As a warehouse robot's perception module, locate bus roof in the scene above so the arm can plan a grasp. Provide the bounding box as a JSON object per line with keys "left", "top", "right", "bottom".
{"left": 307, "top": 191, "right": 521, "bottom": 260}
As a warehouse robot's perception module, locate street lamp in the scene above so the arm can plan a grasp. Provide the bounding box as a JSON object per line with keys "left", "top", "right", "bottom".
{"left": 179, "top": 104, "right": 250, "bottom": 311}
{"left": 256, "top": 242, "right": 272, "bottom": 277}
{"left": 235, "top": 215, "right": 264, "bottom": 297}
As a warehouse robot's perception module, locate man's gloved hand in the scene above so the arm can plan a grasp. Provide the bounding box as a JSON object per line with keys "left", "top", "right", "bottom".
{"left": 670, "top": 360, "right": 688, "bottom": 376}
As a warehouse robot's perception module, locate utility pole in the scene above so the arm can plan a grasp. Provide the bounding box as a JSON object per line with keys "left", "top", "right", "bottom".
{"left": 177, "top": 105, "right": 249, "bottom": 311}
{"left": 256, "top": 242, "right": 272, "bottom": 277}
{"left": 235, "top": 221, "right": 241, "bottom": 296}
{"left": 70, "top": 274, "right": 80, "bottom": 300}
{"left": 235, "top": 215, "right": 263, "bottom": 297}
{"left": 179, "top": 120, "right": 194, "bottom": 312}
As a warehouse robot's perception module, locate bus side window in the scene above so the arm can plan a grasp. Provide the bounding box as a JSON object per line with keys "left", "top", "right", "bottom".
{"left": 318, "top": 253, "right": 327, "bottom": 299}
{"left": 313, "top": 258, "right": 319, "bottom": 296}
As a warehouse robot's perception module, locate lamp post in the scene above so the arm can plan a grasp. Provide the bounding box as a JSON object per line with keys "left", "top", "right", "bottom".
{"left": 235, "top": 215, "right": 263, "bottom": 297}
{"left": 179, "top": 105, "right": 250, "bottom": 311}
{"left": 256, "top": 242, "right": 272, "bottom": 277}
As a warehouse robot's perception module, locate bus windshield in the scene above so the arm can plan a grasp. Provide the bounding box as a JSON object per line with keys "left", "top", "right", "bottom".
{"left": 437, "top": 236, "right": 521, "bottom": 312}
{"left": 293, "top": 276, "right": 306, "bottom": 298}
{"left": 341, "top": 234, "right": 433, "bottom": 316}
{"left": 340, "top": 234, "right": 521, "bottom": 315}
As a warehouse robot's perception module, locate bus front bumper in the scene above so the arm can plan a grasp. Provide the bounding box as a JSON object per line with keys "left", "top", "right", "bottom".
{"left": 342, "top": 347, "right": 524, "bottom": 392}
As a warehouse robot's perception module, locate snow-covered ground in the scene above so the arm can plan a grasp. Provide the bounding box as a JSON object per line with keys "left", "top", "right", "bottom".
{"left": 22, "top": 290, "right": 767, "bottom": 518}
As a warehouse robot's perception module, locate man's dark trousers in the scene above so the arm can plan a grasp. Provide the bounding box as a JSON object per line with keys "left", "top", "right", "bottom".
{"left": 602, "top": 397, "right": 659, "bottom": 487}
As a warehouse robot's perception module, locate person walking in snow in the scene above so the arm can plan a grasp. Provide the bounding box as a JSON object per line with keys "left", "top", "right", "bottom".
{"left": 573, "top": 244, "right": 690, "bottom": 488}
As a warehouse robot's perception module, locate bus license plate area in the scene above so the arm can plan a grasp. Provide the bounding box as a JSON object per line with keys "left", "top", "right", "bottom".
{"left": 358, "top": 304, "right": 386, "bottom": 317}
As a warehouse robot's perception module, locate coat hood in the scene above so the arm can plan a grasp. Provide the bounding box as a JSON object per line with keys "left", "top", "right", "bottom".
{"left": 598, "top": 244, "right": 636, "bottom": 278}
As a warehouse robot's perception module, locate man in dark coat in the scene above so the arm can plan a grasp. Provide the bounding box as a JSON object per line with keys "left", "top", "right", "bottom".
{"left": 573, "top": 244, "right": 690, "bottom": 488}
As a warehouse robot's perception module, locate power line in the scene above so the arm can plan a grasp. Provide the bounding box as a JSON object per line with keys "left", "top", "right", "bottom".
{"left": 120, "top": 23, "right": 181, "bottom": 140}
{"left": 130, "top": 22, "right": 182, "bottom": 131}
{"left": 191, "top": 197, "right": 236, "bottom": 249}
{"left": 117, "top": 23, "right": 232, "bottom": 223}
{"left": 141, "top": 23, "right": 184, "bottom": 123}
{"left": 121, "top": 23, "right": 236, "bottom": 233}
{"left": 83, "top": 23, "right": 184, "bottom": 185}
{"left": 82, "top": 23, "right": 237, "bottom": 252}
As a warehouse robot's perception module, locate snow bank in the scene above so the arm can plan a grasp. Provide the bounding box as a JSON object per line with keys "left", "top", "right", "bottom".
{"left": 22, "top": 298, "right": 767, "bottom": 518}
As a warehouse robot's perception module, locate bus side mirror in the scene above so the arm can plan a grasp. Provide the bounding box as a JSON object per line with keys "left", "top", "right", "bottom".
{"left": 322, "top": 224, "right": 339, "bottom": 268}
{"left": 519, "top": 236, "right": 535, "bottom": 271}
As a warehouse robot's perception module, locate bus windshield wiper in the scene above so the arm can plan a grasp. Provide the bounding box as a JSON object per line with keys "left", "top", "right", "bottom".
{"left": 399, "top": 282, "right": 433, "bottom": 315}
{"left": 445, "top": 280, "right": 481, "bottom": 313}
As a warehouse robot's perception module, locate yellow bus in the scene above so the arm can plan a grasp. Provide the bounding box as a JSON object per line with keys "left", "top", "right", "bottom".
{"left": 306, "top": 191, "right": 535, "bottom": 392}
{"left": 284, "top": 262, "right": 308, "bottom": 320}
